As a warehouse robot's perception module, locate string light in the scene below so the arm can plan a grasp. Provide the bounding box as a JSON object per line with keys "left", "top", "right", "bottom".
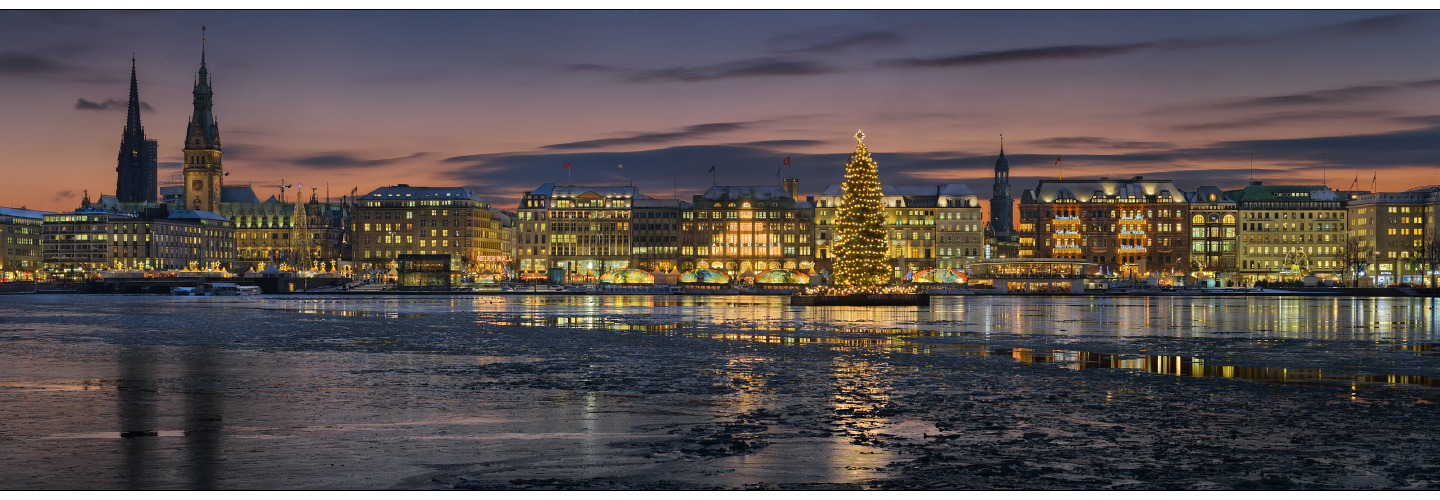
{"left": 832, "top": 130, "right": 891, "bottom": 287}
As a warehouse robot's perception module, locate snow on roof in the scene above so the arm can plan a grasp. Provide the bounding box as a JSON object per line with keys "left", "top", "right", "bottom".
{"left": 700, "top": 186, "right": 793, "bottom": 201}
{"left": 361, "top": 185, "right": 486, "bottom": 202}
{"left": 0, "top": 206, "right": 52, "bottom": 219}
{"left": 165, "top": 210, "right": 231, "bottom": 222}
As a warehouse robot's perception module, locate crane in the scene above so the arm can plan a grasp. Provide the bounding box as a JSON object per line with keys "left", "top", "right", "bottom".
{"left": 260, "top": 179, "right": 296, "bottom": 203}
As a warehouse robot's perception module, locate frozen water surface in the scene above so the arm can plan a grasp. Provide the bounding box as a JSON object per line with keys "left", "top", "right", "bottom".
{"left": 0, "top": 294, "right": 1438, "bottom": 489}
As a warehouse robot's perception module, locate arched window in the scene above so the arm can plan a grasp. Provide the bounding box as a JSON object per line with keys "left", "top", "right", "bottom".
{"left": 1222, "top": 214, "right": 1236, "bottom": 224}
{"left": 1192, "top": 214, "right": 1204, "bottom": 224}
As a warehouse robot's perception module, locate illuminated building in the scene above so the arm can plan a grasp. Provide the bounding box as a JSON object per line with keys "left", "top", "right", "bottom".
{"left": 353, "top": 185, "right": 505, "bottom": 274}
{"left": 516, "top": 184, "right": 642, "bottom": 280}
{"left": 631, "top": 198, "right": 681, "bottom": 273}
{"left": 1227, "top": 182, "right": 1346, "bottom": 283}
{"left": 681, "top": 185, "right": 814, "bottom": 276}
{"left": 220, "top": 187, "right": 352, "bottom": 272}
{"left": 1017, "top": 176, "right": 1188, "bottom": 277}
{"left": 1185, "top": 186, "right": 1238, "bottom": 283}
{"left": 114, "top": 57, "right": 158, "bottom": 204}
{"left": 1346, "top": 187, "right": 1438, "bottom": 285}
{"left": 182, "top": 30, "right": 224, "bottom": 213}
{"left": 814, "top": 184, "right": 982, "bottom": 279}
{"left": 965, "top": 258, "right": 1106, "bottom": 294}
{"left": 102, "top": 185, "right": 354, "bottom": 273}
{"left": 41, "top": 206, "right": 235, "bottom": 279}
{"left": 0, "top": 207, "right": 50, "bottom": 280}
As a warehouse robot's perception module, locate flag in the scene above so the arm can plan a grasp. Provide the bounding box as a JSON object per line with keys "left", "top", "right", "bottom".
{"left": 783, "top": 156, "right": 791, "bottom": 165}
{"left": 617, "top": 163, "right": 623, "bottom": 169}
{"left": 1055, "top": 156, "right": 1062, "bottom": 165}
{"left": 708, "top": 165, "right": 715, "bottom": 173}
{"left": 564, "top": 163, "right": 570, "bottom": 168}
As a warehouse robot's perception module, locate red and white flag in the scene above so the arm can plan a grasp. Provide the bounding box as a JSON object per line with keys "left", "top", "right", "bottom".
{"left": 564, "top": 163, "right": 570, "bottom": 168}
{"left": 783, "top": 157, "right": 791, "bottom": 165}
{"left": 1054, "top": 156, "right": 1062, "bottom": 165}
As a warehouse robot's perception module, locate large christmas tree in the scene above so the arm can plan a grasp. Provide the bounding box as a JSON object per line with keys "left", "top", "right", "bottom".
{"left": 833, "top": 130, "right": 891, "bottom": 287}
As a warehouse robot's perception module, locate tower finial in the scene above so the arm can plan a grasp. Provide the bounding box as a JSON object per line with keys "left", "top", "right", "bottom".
{"left": 201, "top": 25, "right": 207, "bottom": 67}
{"left": 1000, "top": 133, "right": 1004, "bottom": 155}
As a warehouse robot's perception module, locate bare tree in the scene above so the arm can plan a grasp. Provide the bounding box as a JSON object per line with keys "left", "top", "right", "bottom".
{"left": 1419, "top": 235, "right": 1440, "bottom": 288}
{"left": 1339, "top": 236, "right": 1370, "bottom": 287}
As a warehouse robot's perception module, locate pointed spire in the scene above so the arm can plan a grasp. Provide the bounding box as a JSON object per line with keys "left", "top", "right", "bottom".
{"left": 125, "top": 55, "right": 142, "bottom": 137}
{"left": 999, "top": 133, "right": 1005, "bottom": 156}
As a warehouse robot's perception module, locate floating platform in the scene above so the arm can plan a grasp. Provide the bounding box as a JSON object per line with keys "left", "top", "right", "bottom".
{"left": 789, "top": 293, "right": 930, "bottom": 306}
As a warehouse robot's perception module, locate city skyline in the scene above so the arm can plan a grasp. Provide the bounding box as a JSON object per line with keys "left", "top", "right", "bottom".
{"left": 4, "top": 10, "right": 1440, "bottom": 214}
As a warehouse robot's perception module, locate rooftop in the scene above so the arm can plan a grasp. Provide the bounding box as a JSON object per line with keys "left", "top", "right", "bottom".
{"left": 361, "top": 184, "right": 486, "bottom": 202}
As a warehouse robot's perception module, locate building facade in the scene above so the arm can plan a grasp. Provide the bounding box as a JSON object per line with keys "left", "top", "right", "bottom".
{"left": 1347, "top": 189, "right": 1436, "bottom": 285}
{"left": 631, "top": 198, "right": 681, "bottom": 273}
{"left": 681, "top": 185, "right": 814, "bottom": 276}
{"left": 1228, "top": 182, "right": 1347, "bottom": 283}
{"left": 1, "top": 207, "right": 50, "bottom": 280}
{"left": 1186, "top": 186, "right": 1239, "bottom": 281}
{"left": 353, "top": 185, "right": 504, "bottom": 274}
{"left": 814, "top": 184, "right": 980, "bottom": 279}
{"left": 222, "top": 187, "right": 353, "bottom": 273}
{"left": 516, "top": 184, "right": 638, "bottom": 280}
{"left": 1018, "top": 177, "right": 1190, "bottom": 277}
{"left": 115, "top": 57, "right": 158, "bottom": 204}
{"left": 41, "top": 207, "right": 235, "bottom": 279}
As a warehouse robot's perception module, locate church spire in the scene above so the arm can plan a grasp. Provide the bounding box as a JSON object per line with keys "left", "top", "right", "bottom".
{"left": 124, "top": 55, "right": 141, "bottom": 138}
{"left": 115, "top": 55, "right": 156, "bottom": 204}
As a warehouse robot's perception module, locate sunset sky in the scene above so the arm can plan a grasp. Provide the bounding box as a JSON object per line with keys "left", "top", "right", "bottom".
{"left": 3, "top": 9, "right": 1439, "bottom": 214}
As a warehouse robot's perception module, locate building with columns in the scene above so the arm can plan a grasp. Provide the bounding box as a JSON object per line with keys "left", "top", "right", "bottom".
{"left": 680, "top": 185, "right": 814, "bottom": 277}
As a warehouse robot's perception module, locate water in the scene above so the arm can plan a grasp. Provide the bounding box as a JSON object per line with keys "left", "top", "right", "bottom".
{"left": 1, "top": 294, "right": 1437, "bottom": 489}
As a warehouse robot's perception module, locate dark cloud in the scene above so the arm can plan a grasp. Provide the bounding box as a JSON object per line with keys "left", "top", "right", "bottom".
{"left": 886, "top": 43, "right": 1153, "bottom": 68}
{"left": 0, "top": 52, "right": 65, "bottom": 75}
{"left": 884, "top": 13, "right": 1420, "bottom": 70}
{"left": 1219, "top": 78, "right": 1440, "bottom": 109}
{"left": 1173, "top": 110, "right": 1389, "bottom": 131}
{"left": 444, "top": 123, "right": 1440, "bottom": 209}
{"left": 567, "top": 58, "right": 834, "bottom": 83}
{"left": 290, "top": 152, "right": 428, "bottom": 169}
{"left": 52, "top": 190, "right": 77, "bottom": 203}
{"left": 74, "top": 98, "right": 154, "bottom": 112}
{"left": 727, "top": 139, "right": 828, "bottom": 148}
{"left": 1028, "top": 137, "right": 1176, "bottom": 150}
{"left": 1396, "top": 115, "right": 1440, "bottom": 126}
{"left": 1304, "top": 12, "right": 1427, "bottom": 36}
{"left": 767, "top": 29, "right": 903, "bottom": 54}
{"left": 540, "top": 122, "right": 761, "bottom": 150}
{"left": 628, "top": 57, "right": 834, "bottom": 82}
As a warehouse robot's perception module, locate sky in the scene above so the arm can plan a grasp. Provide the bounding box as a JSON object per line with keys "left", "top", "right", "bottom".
{"left": 3, "top": 8, "right": 1440, "bottom": 216}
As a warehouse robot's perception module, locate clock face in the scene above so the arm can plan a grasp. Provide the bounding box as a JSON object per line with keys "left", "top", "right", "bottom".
{"left": 193, "top": 180, "right": 203, "bottom": 191}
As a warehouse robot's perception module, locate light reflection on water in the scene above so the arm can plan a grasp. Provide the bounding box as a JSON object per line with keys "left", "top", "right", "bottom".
{"left": 258, "top": 295, "right": 1440, "bottom": 389}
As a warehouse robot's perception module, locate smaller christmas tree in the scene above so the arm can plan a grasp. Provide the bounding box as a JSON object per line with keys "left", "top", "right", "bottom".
{"left": 833, "top": 130, "right": 891, "bottom": 287}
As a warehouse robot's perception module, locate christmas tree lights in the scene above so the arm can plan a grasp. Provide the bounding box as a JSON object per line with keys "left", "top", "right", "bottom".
{"left": 833, "top": 130, "right": 891, "bottom": 287}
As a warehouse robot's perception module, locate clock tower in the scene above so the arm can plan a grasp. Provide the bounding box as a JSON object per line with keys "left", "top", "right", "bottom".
{"left": 183, "top": 26, "right": 223, "bottom": 212}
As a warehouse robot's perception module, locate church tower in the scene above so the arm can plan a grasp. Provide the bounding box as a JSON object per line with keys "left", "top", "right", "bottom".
{"left": 183, "top": 27, "right": 223, "bottom": 213}
{"left": 989, "top": 140, "right": 1014, "bottom": 236}
{"left": 115, "top": 56, "right": 158, "bottom": 204}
